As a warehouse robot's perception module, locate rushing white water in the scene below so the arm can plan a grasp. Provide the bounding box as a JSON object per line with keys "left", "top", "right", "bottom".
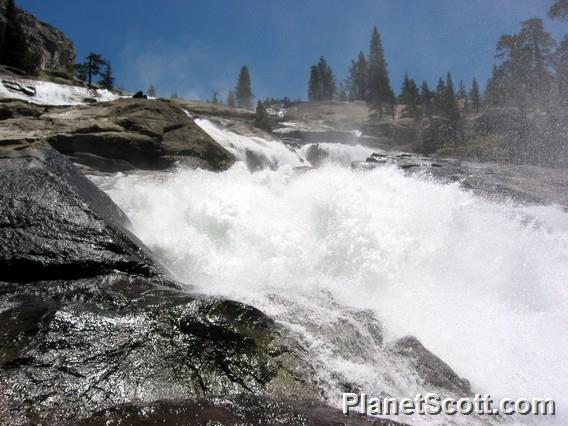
{"left": 95, "top": 120, "right": 568, "bottom": 425}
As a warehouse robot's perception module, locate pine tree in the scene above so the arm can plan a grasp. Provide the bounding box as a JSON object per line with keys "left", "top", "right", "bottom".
{"left": 0, "top": 0, "right": 35, "bottom": 73}
{"left": 235, "top": 65, "right": 253, "bottom": 109}
{"left": 549, "top": 0, "right": 568, "bottom": 20}
{"left": 434, "top": 78, "right": 446, "bottom": 115}
{"left": 85, "top": 52, "right": 106, "bottom": 87}
{"left": 317, "top": 56, "right": 336, "bottom": 100}
{"left": 444, "top": 72, "right": 460, "bottom": 126}
{"left": 420, "top": 81, "right": 433, "bottom": 116}
{"left": 307, "top": 57, "right": 336, "bottom": 101}
{"left": 147, "top": 84, "right": 156, "bottom": 97}
{"left": 399, "top": 73, "right": 419, "bottom": 114}
{"left": 367, "top": 26, "right": 394, "bottom": 117}
{"left": 469, "top": 78, "right": 481, "bottom": 112}
{"left": 254, "top": 101, "right": 272, "bottom": 132}
{"left": 554, "top": 36, "right": 568, "bottom": 106}
{"left": 308, "top": 65, "right": 321, "bottom": 100}
{"left": 492, "top": 18, "right": 556, "bottom": 107}
{"left": 227, "top": 90, "right": 236, "bottom": 107}
{"left": 73, "top": 63, "right": 88, "bottom": 82}
{"left": 347, "top": 51, "right": 369, "bottom": 100}
{"left": 484, "top": 65, "right": 503, "bottom": 106}
{"left": 99, "top": 61, "right": 114, "bottom": 90}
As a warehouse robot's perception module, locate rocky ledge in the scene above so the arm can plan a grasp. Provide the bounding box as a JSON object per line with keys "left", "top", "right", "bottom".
{"left": 0, "top": 97, "right": 236, "bottom": 172}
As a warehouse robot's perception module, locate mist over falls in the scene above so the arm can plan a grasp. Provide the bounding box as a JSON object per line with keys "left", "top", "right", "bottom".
{"left": 95, "top": 120, "right": 568, "bottom": 425}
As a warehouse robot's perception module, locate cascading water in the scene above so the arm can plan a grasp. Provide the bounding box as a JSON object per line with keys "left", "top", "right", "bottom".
{"left": 93, "top": 119, "right": 568, "bottom": 425}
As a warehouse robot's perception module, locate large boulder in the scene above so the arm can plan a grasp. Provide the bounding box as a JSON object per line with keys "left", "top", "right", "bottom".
{"left": 0, "top": 144, "right": 316, "bottom": 424}
{"left": 0, "top": 0, "right": 76, "bottom": 71}
{"left": 0, "top": 98, "right": 236, "bottom": 172}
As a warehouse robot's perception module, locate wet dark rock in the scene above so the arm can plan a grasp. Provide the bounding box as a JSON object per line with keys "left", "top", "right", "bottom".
{"left": 0, "top": 144, "right": 319, "bottom": 424}
{"left": 0, "top": 98, "right": 236, "bottom": 172}
{"left": 0, "top": 142, "right": 159, "bottom": 282}
{"left": 132, "top": 90, "right": 147, "bottom": 99}
{"left": 390, "top": 336, "right": 471, "bottom": 396}
{"left": 1, "top": 79, "right": 36, "bottom": 96}
{"left": 82, "top": 395, "right": 408, "bottom": 425}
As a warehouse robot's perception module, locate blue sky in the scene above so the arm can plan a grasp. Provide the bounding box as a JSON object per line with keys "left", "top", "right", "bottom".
{"left": 18, "top": 0, "right": 566, "bottom": 100}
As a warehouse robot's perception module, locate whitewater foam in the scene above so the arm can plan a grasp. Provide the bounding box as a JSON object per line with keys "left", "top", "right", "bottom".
{"left": 94, "top": 120, "right": 568, "bottom": 425}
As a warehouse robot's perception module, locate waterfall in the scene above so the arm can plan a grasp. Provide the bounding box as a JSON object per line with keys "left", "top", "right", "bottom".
{"left": 93, "top": 119, "right": 568, "bottom": 425}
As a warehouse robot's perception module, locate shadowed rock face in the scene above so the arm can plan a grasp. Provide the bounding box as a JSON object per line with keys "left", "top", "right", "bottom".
{"left": 0, "top": 0, "right": 76, "bottom": 71}
{"left": 0, "top": 98, "right": 236, "bottom": 172}
{"left": 82, "top": 396, "right": 408, "bottom": 426}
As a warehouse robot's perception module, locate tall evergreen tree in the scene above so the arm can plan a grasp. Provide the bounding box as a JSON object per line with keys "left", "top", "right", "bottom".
{"left": 420, "top": 80, "right": 433, "bottom": 116}
{"left": 399, "top": 73, "right": 419, "bottom": 114}
{"left": 444, "top": 72, "right": 460, "bottom": 126}
{"left": 85, "top": 52, "right": 105, "bottom": 87}
{"left": 469, "top": 78, "right": 481, "bottom": 112}
{"left": 307, "top": 57, "right": 336, "bottom": 101}
{"left": 226, "top": 90, "right": 236, "bottom": 107}
{"left": 492, "top": 18, "right": 556, "bottom": 107}
{"left": 347, "top": 51, "right": 369, "bottom": 100}
{"left": 367, "top": 26, "right": 394, "bottom": 116}
{"left": 456, "top": 80, "right": 468, "bottom": 111}
{"left": 147, "top": 84, "right": 157, "bottom": 97}
{"left": 317, "top": 56, "right": 336, "bottom": 100}
{"left": 235, "top": 65, "right": 254, "bottom": 109}
{"left": 554, "top": 35, "right": 568, "bottom": 106}
{"left": 434, "top": 78, "right": 446, "bottom": 115}
{"left": 308, "top": 65, "right": 320, "bottom": 101}
{"left": 99, "top": 61, "right": 114, "bottom": 90}
{"left": 0, "top": 0, "right": 34, "bottom": 72}
{"left": 484, "top": 64, "right": 504, "bottom": 106}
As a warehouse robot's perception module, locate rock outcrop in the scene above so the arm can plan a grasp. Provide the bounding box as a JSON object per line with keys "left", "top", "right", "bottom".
{"left": 0, "top": 0, "right": 76, "bottom": 71}
{"left": 0, "top": 98, "right": 236, "bottom": 172}
{"left": 0, "top": 143, "right": 317, "bottom": 424}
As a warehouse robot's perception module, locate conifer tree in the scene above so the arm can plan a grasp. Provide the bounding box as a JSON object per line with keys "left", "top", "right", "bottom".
{"left": 434, "top": 78, "right": 446, "bottom": 115}
{"left": 469, "top": 78, "right": 481, "bottom": 112}
{"left": 307, "top": 57, "right": 336, "bottom": 101}
{"left": 399, "top": 73, "right": 419, "bottom": 114}
{"left": 317, "top": 56, "right": 336, "bottom": 100}
{"left": 420, "top": 81, "right": 433, "bottom": 116}
{"left": 308, "top": 65, "right": 320, "bottom": 101}
{"left": 367, "top": 26, "right": 394, "bottom": 117}
{"left": 0, "top": 0, "right": 34, "bottom": 73}
{"left": 254, "top": 100, "right": 272, "bottom": 132}
{"left": 554, "top": 36, "right": 568, "bottom": 106}
{"left": 235, "top": 65, "right": 254, "bottom": 109}
{"left": 227, "top": 90, "right": 236, "bottom": 107}
{"left": 73, "top": 52, "right": 108, "bottom": 88}
{"left": 147, "top": 84, "right": 157, "bottom": 97}
{"left": 445, "top": 72, "right": 460, "bottom": 126}
{"left": 549, "top": 0, "right": 568, "bottom": 20}
{"left": 491, "top": 18, "right": 556, "bottom": 107}
{"left": 347, "top": 51, "right": 369, "bottom": 100}
{"left": 99, "top": 61, "right": 114, "bottom": 90}
{"left": 483, "top": 65, "right": 503, "bottom": 106}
